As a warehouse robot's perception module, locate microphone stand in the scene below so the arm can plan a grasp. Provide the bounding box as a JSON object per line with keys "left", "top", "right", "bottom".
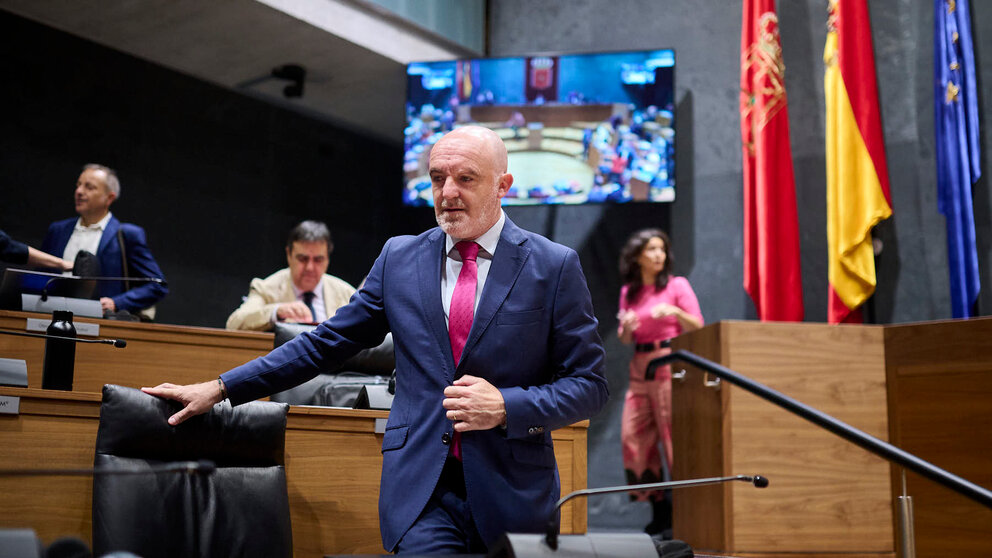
{"left": 40, "top": 275, "right": 166, "bottom": 302}
{"left": 0, "top": 328, "right": 127, "bottom": 348}
{"left": 545, "top": 474, "right": 769, "bottom": 550}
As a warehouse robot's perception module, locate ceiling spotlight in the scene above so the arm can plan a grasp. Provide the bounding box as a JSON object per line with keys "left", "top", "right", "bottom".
{"left": 271, "top": 64, "right": 306, "bottom": 98}
{"left": 237, "top": 64, "right": 307, "bottom": 99}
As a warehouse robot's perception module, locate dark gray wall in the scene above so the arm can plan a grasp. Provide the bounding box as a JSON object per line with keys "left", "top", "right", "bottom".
{"left": 489, "top": 0, "right": 992, "bottom": 531}
{"left": 0, "top": 10, "right": 418, "bottom": 327}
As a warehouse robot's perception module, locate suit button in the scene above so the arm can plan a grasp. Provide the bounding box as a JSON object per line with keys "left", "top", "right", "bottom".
{"left": 441, "top": 433, "right": 451, "bottom": 445}
{"left": 527, "top": 426, "right": 544, "bottom": 435}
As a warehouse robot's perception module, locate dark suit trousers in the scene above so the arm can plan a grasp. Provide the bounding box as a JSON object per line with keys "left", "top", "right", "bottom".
{"left": 394, "top": 456, "right": 486, "bottom": 555}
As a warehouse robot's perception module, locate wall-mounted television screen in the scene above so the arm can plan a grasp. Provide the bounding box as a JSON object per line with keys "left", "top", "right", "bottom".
{"left": 403, "top": 48, "right": 676, "bottom": 206}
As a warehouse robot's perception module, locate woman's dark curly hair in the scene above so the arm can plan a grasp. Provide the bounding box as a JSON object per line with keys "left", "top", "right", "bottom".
{"left": 619, "top": 228, "right": 672, "bottom": 304}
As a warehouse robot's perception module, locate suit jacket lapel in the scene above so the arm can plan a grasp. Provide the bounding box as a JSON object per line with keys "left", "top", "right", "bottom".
{"left": 459, "top": 218, "right": 530, "bottom": 367}
{"left": 417, "top": 228, "right": 455, "bottom": 373}
{"left": 54, "top": 220, "right": 75, "bottom": 255}
{"left": 279, "top": 271, "right": 295, "bottom": 303}
{"left": 319, "top": 274, "right": 333, "bottom": 314}
{"left": 97, "top": 216, "right": 120, "bottom": 256}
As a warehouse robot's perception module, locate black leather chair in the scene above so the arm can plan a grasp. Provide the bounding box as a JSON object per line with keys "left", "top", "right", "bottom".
{"left": 92, "top": 384, "right": 292, "bottom": 558}
{"left": 270, "top": 323, "right": 395, "bottom": 407}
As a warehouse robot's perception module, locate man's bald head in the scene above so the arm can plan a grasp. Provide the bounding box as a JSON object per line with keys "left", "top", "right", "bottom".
{"left": 435, "top": 126, "right": 509, "bottom": 176}
{"left": 429, "top": 126, "right": 513, "bottom": 240}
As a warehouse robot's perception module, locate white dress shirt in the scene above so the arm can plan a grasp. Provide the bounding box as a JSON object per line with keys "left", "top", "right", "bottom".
{"left": 441, "top": 210, "right": 506, "bottom": 326}
{"left": 63, "top": 212, "right": 112, "bottom": 263}
{"left": 270, "top": 277, "right": 327, "bottom": 324}
{"left": 293, "top": 278, "right": 327, "bottom": 322}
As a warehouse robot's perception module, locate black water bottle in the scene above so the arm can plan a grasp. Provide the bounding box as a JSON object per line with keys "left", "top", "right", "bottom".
{"left": 42, "top": 310, "right": 76, "bottom": 390}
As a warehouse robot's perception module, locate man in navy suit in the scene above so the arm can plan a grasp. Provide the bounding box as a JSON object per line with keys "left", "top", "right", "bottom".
{"left": 143, "top": 127, "right": 609, "bottom": 554}
{"left": 41, "top": 164, "right": 167, "bottom": 316}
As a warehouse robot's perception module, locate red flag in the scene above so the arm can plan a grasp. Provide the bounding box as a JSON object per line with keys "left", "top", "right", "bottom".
{"left": 740, "top": 0, "right": 804, "bottom": 321}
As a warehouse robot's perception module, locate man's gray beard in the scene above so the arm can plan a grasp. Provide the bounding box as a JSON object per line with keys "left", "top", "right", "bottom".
{"left": 436, "top": 203, "right": 499, "bottom": 238}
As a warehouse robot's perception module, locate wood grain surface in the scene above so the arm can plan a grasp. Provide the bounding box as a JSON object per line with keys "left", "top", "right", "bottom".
{"left": 0, "top": 310, "right": 272, "bottom": 391}
{"left": 673, "top": 321, "right": 894, "bottom": 557}
{"left": 0, "top": 387, "right": 588, "bottom": 557}
{"left": 884, "top": 317, "right": 992, "bottom": 558}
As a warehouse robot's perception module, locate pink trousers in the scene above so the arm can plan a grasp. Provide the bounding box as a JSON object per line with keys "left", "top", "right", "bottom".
{"left": 621, "top": 346, "right": 672, "bottom": 502}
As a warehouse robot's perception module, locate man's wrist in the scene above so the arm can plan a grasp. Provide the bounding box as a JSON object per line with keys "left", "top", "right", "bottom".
{"left": 217, "top": 377, "right": 228, "bottom": 401}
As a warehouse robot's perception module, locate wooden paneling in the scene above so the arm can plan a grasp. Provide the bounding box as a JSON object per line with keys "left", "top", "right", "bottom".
{"left": 0, "top": 309, "right": 590, "bottom": 554}
{"left": 671, "top": 319, "right": 730, "bottom": 550}
{"left": 673, "top": 321, "right": 894, "bottom": 557}
{"left": 0, "top": 387, "right": 588, "bottom": 557}
{"left": 0, "top": 310, "right": 272, "bottom": 391}
{"left": 0, "top": 390, "right": 100, "bottom": 546}
{"left": 884, "top": 318, "right": 992, "bottom": 558}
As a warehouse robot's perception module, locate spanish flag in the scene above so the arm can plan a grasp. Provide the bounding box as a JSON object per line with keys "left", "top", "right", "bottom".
{"left": 740, "top": 0, "right": 804, "bottom": 321}
{"left": 824, "top": 0, "right": 893, "bottom": 324}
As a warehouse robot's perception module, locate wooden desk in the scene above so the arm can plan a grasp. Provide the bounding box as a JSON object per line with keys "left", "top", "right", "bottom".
{"left": 0, "top": 310, "right": 272, "bottom": 391}
{"left": 0, "top": 387, "right": 588, "bottom": 557}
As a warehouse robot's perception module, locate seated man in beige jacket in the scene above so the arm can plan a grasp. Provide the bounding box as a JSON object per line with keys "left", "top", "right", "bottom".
{"left": 226, "top": 220, "right": 355, "bottom": 331}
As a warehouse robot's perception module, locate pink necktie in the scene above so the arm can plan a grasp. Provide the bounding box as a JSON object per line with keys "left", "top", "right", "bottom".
{"left": 449, "top": 241, "right": 480, "bottom": 364}
{"left": 449, "top": 241, "right": 479, "bottom": 460}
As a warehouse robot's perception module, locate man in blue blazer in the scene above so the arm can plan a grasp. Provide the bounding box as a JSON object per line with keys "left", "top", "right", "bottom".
{"left": 41, "top": 164, "right": 167, "bottom": 316}
{"left": 144, "top": 127, "right": 609, "bottom": 554}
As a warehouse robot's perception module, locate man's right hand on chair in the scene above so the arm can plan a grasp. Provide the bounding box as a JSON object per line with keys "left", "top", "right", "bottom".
{"left": 142, "top": 380, "right": 225, "bottom": 426}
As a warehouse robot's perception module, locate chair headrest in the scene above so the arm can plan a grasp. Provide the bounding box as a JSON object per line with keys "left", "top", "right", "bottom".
{"left": 274, "top": 323, "right": 395, "bottom": 375}
{"left": 272, "top": 322, "right": 316, "bottom": 348}
{"left": 96, "top": 384, "right": 289, "bottom": 466}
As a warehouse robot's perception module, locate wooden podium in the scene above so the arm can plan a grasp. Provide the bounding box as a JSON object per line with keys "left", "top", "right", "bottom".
{"left": 671, "top": 321, "right": 894, "bottom": 557}
{"left": 670, "top": 319, "right": 992, "bottom": 558}
{"left": 883, "top": 318, "right": 992, "bottom": 557}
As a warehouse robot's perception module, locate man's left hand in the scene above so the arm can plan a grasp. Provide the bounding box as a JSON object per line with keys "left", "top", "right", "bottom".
{"left": 442, "top": 375, "right": 507, "bottom": 432}
{"left": 100, "top": 297, "right": 116, "bottom": 312}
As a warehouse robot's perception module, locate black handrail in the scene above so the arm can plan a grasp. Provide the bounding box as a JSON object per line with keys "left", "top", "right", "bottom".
{"left": 649, "top": 350, "right": 992, "bottom": 510}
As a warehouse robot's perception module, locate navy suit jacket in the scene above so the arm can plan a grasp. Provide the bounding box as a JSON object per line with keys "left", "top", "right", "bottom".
{"left": 41, "top": 216, "right": 168, "bottom": 312}
{"left": 221, "top": 217, "right": 609, "bottom": 550}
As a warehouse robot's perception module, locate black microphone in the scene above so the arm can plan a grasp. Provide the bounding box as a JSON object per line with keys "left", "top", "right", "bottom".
{"left": 40, "top": 275, "right": 166, "bottom": 301}
{"left": 0, "top": 460, "right": 216, "bottom": 477}
{"left": 544, "top": 474, "right": 769, "bottom": 550}
{"left": 0, "top": 328, "right": 126, "bottom": 348}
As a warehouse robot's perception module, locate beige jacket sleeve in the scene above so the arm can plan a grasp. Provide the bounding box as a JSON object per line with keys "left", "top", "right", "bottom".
{"left": 225, "top": 269, "right": 295, "bottom": 331}
{"left": 226, "top": 269, "right": 357, "bottom": 331}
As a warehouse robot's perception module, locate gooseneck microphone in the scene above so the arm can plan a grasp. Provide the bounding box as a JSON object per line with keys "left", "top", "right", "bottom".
{"left": 40, "top": 275, "right": 166, "bottom": 301}
{"left": 0, "top": 460, "right": 215, "bottom": 477}
{"left": 545, "top": 474, "right": 769, "bottom": 550}
{"left": 0, "top": 328, "right": 127, "bottom": 348}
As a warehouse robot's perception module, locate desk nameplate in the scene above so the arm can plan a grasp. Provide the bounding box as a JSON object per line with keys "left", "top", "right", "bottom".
{"left": 21, "top": 294, "right": 103, "bottom": 318}
{"left": 26, "top": 318, "right": 99, "bottom": 337}
{"left": 0, "top": 395, "right": 19, "bottom": 414}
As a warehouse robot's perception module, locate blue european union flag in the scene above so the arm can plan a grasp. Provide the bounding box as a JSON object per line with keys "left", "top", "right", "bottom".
{"left": 935, "top": 0, "right": 981, "bottom": 318}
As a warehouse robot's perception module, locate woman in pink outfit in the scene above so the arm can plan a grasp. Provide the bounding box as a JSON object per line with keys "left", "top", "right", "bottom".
{"left": 617, "top": 229, "right": 703, "bottom": 536}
